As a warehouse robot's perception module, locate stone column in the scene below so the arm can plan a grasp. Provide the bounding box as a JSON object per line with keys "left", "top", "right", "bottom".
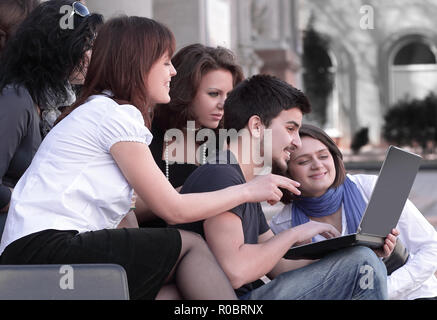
{"left": 153, "top": 0, "right": 234, "bottom": 51}
{"left": 231, "top": 0, "right": 264, "bottom": 77}
{"left": 153, "top": 0, "right": 207, "bottom": 49}
{"left": 256, "top": 49, "right": 300, "bottom": 86}
{"left": 250, "top": 0, "right": 301, "bottom": 85}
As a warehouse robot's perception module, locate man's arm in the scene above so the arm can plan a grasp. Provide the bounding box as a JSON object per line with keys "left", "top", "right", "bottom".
{"left": 258, "top": 230, "right": 315, "bottom": 279}
{"left": 111, "top": 142, "right": 299, "bottom": 225}
{"left": 203, "top": 212, "right": 340, "bottom": 289}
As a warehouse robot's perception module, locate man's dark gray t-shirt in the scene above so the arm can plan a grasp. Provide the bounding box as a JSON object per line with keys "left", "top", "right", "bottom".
{"left": 175, "top": 151, "right": 270, "bottom": 297}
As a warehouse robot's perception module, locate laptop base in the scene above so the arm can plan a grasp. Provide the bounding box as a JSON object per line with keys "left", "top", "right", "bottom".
{"left": 284, "top": 234, "right": 385, "bottom": 260}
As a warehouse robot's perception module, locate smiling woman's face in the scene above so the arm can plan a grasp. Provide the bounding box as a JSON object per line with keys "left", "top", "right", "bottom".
{"left": 147, "top": 52, "right": 177, "bottom": 105}
{"left": 287, "top": 136, "right": 336, "bottom": 198}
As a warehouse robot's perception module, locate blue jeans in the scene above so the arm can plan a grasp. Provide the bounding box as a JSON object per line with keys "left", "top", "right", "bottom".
{"left": 242, "top": 246, "right": 388, "bottom": 300}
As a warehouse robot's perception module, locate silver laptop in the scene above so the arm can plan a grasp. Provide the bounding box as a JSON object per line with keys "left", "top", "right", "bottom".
{"left": 284, "top": 146, "right": 422, "bottom": 260}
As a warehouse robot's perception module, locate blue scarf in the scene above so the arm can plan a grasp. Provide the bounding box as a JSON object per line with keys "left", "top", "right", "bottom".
{"left": 292, "top": 177, "right": 367, "bottom": 242}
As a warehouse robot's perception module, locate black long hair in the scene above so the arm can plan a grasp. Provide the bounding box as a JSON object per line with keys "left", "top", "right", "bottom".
{"left": 0, "top": 0, "right": 103, "bottom": 108}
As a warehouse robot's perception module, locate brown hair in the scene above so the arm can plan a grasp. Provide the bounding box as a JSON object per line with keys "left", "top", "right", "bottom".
{"left": 57, "top": 15, "right": 175, "bottom": 127}
{"left": 281, "top": 124, "right": 346, "bottom": 204}
{"left": 154, "top": 43, "right": 244, "bottom": 132}
{"left": 0, "top": 0, "right": 40, "bottom": 52}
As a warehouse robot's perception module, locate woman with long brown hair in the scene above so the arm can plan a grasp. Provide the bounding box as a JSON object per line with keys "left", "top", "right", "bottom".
{"left": 0, "top": 16, "right": 300, "bottom": 300}
{"left": 140, "top": 44, "right": 244, "bottom": 226}
{"left": 151, "top": 44, "right": 244, "bottom": 188}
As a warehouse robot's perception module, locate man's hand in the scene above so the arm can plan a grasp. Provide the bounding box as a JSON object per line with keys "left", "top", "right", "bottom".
{"left": 291, "top": 220, "right": 341, "bottom": 246}
{"left": 245, "top": 174, "right": 301, "bottom": 206}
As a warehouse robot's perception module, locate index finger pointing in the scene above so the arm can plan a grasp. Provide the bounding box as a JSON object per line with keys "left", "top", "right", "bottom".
{"left": 273, "top": 175, "right": 301, "bottom": 195}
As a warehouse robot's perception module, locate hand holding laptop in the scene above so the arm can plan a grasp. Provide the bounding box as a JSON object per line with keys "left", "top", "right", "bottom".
{"left": 374, "top": 228, "right": 399, "bottom": 258}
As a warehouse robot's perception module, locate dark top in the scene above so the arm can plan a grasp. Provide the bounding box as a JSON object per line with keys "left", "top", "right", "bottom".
{"left": 149, "top": 121, "right": 198, "bottom": 189}
{"left": 0, "top": 86, "right": 41, "bottom": 208}
{"left": 175, "top": 150, "right": 270, "bottom": 297}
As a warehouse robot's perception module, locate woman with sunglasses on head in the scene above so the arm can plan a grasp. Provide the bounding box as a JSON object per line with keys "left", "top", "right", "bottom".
{"left": 270, "top": 124, "right": 437, "bottom": 300}
{"left": 138, "top": 44, "right": 244, "bottom": 226}
{"left": 0, "top": 15, "right": 299, "bottom": 300}
{"left": 0, "top": 1, "right": 102, "bottom": 225}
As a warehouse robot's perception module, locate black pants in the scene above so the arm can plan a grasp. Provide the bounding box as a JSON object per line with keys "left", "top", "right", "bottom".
{"left": 0, "top": 228, "right": 181, "bottom": 300}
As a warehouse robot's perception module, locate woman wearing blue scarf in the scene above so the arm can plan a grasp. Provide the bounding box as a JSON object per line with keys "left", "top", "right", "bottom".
{"left": 270, "top": 124, "right": 437, "bottom": 300}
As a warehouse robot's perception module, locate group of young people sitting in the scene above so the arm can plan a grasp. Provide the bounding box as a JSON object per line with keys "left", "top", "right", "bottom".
{"left": 0, "top": 0, "right": 436, "bottom": 300}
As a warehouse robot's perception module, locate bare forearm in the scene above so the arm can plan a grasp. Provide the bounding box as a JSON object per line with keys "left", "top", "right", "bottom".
{"left": 225, "top": 229, "right": 302, "bottom": 287}
{"left": 162, "top": 184, "right": 249, "bottom": 224}
{"left": 111, "top": 142, "right": 295, "bottom": 226}
{"left": 112, "top": 142, "right": 250, "bottom": 225}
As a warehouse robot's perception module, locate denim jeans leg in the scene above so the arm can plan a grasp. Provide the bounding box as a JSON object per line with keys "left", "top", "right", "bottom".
{"left": 246, "top": 246, "right": 388, "bottom": 300}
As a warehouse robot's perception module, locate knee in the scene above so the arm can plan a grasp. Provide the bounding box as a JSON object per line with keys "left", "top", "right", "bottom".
{"left": 347, "top": 246, "right": 387, "bottom": 288}
{"left": 349, "top": 247, "right": 385, "bottom": 272}
{"left": 177, "top": 229, "right": 209, "bottom": 252}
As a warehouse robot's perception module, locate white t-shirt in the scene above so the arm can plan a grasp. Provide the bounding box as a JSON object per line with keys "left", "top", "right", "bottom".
{"left": 270, "top": 174, "right": 437, "bottom": 300}
{"left": 0, "top": 94, "right": 153, "bottom": 254}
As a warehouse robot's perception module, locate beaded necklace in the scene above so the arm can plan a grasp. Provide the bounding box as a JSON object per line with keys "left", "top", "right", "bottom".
{"left": 164, "top": 129, "right": 207, "bottom": 181}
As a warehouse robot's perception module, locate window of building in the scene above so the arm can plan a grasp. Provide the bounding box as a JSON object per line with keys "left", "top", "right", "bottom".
{"left": 390, "top": 39, "right": 437, "bottom": 105}
{"left": 393, "top": 42, "right": 436, "bottom": 65}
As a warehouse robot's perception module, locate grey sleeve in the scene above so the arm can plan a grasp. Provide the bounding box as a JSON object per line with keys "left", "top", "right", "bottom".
{"left": 258, "top": 206, "right": 270, "bottom": 236}
{"left": 0, "top": 88, "right": 33, "bottom": 208}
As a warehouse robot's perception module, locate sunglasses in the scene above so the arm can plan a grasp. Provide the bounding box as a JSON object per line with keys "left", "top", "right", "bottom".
{"left": 70, "top": 1, "right": 90, "bottom": 18}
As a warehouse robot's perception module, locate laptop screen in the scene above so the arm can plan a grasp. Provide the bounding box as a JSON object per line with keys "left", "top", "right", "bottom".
{"left": 358, "top": 146, "right": 422, "bottom": 237}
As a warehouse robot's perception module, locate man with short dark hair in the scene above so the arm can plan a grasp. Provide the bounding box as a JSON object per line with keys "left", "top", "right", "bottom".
{"left": 176, "top": 74, "right": 388, "bottom": 300}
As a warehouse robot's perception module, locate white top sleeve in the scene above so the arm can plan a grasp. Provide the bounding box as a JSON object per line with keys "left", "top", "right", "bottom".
{"left": 388, "top": 199, "right": 437, "bottom": 299}
{"left": 97, "top": 104, "right": 153, "bottom": 151}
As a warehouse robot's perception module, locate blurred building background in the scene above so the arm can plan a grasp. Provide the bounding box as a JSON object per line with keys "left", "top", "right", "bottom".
{"left": 84, "top": 0, "right": 437, "bottom": 150}
{"left": 82, "top": 0, "right": 437, "bottom": 224}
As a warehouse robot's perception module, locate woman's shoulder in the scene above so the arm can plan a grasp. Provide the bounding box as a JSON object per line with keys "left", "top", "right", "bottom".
{"left": 347, "top": 173, "right": 378, "bottom": 201}
{"left": 0, "top": 85, "right": 38, "bottom": 131}
{"left": 76, "top": 94, "right": 145, "bottom": 124}
{"left": 0, "top": 85, "right": 34, "bottom": 112}
{"left": 347, "top": 173, "right": 378, "bottom": 188}
{"left": 270, "top": 203, "right": 292, "bottom": 233}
